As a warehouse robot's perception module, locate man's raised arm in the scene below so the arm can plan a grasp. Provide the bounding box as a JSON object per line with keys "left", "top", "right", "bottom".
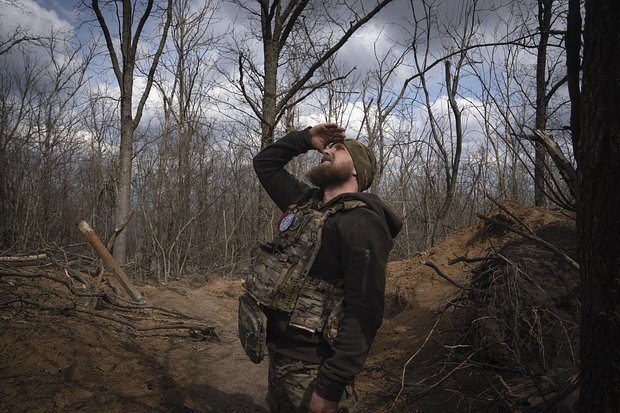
{"left": 253, "top": 124, "right": 345, "bottom": 211}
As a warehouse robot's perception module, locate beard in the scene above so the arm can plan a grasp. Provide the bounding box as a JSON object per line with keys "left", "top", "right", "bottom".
{"left": 306, "top": 158, "right": 354, "bottom": 188}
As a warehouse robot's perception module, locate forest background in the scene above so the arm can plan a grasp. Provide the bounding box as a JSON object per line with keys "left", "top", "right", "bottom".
{"left": 0, "top": 0, "right": 576, "bottom": 278}
{"left": 2, "top": 0, "right": 620, "bottom": 410}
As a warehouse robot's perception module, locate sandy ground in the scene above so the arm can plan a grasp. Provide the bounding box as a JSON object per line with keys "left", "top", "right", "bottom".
{"left": 0, "top": 277, "right": 268, "bottom": 413}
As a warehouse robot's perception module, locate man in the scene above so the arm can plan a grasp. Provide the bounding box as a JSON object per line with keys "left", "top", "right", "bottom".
{"left": 244, "top": 123, "right": 402, "bottom": 413}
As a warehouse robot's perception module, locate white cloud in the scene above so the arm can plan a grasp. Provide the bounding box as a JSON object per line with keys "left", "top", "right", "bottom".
{"left": 0, "top": 0, "right": 73, "bottom": 37}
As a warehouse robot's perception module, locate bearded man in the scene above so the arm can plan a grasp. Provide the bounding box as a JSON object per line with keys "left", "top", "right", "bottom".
{"left": 240, "top": 123, "right": 402, "bottom": 413}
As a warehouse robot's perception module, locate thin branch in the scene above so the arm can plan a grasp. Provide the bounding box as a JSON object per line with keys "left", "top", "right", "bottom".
{"left": 238, "top": 52, "right": 267, "bottom": 123}
{"left": 448, "top": 256, "right": 490, "bottom": 265}
{"left": 476, "top": 213, "right": 579, "bottom": 270}
{"left": 420, "top": 259, "right": 483, "bottom": 292}
{"left": 531, "top": 129, "right": 577, "bottom": 198}
{"left": 92, "top": 0, "right": 123, "bottom": 85}
{"left": 134, "top": 0, "right": 173, "bottom": 127}
{"left": 392, "top": 314, "right": 443, "bottom": 408}
{"left": 408, "top": 350, "right": 481, "bottom": 401}
{"left": 275, "top": 0, "right": 395, "bottom": 116}
{"left": 107, "top": 209, "right": 135, "bottom": 252}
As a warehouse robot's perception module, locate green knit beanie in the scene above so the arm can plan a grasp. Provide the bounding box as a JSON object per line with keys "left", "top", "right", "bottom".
{"left": 342, "top": 139, "right": 376, "bottom": 191}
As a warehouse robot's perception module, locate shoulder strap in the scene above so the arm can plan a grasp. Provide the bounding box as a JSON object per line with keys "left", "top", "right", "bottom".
{"left": 325, "top": 198, "right": 367, "bottom": 214}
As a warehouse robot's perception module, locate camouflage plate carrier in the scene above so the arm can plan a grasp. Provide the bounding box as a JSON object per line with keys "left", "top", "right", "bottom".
{"left": 238, "top": 199, "right": 365, "bottom": 363}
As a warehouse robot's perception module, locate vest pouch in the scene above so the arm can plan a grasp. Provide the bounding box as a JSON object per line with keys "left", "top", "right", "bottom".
{"left": 245, "top": 243, "right": 299, "bottom": 306}
{"left": 238, "top": 293, "right": 267, "bottom": 364}
{"left": 288, "top": 284, "right": 327, "bottom": 333}
{"left": 288, "top": 279, "right": 340, "bottom": 333}
{"left": 323, "top": 297, "right": 344, "bottom": 344}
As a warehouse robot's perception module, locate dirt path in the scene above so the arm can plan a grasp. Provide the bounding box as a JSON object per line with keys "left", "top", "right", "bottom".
{"left": 0, "top": 278, "right": 268, "bottom": 413}
{"left": 140, "top": 279, "right": 269, "bottom": 412}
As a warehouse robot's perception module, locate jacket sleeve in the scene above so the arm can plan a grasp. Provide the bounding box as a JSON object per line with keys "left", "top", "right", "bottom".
{"left": 253, "top": 128, "right": 315, "bottom": 212}
{"left": 313, "top": 208, "right": 392, "bottom": 402}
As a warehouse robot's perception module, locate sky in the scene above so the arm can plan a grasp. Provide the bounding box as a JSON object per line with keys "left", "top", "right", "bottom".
{"left": 0, "top": 0, "right": 552, "bottom": 159}
{"left": 0, "top": 0, "right": 520, "bottom": 77}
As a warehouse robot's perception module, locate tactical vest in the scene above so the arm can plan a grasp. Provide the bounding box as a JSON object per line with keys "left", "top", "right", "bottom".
{"left": 244, "top": 199, "right": 365, "bottom": 334}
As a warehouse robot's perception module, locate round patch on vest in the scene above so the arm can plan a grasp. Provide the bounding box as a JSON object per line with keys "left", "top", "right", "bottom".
{"left": 279, "top": 213, "right": 295, "bottom": 232}
{"left": 289, "top": 214, "right": 303, "bottom": 231}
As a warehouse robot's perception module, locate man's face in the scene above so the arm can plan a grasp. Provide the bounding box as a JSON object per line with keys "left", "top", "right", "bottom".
{"left": 306, "top": 142, "right": 356, "bottom": 188}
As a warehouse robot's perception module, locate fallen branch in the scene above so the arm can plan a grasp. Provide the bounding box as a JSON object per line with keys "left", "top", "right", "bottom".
{"left": 433, "top": 292, "right": 469, "bottom": 313}
{"left": 495, "top": 253, "right": 546, "bottom": 292}
{"left": 408, "top": 350, "right": 481, "bottom": 401}
{"left": 392, "top": 314, "right": 443, "bottom": 408}
{"left": 0, "top": 253, "right": 48, "bottom": 262}
{"left": 448, "top": 256, "right": 490, "bottom": 265}
{"left": 531, "top": 129, "right": 577, "bottom": 199}
{"left": 18, "top": 298, "right": 215, "bottom": 336}
{"left": 420, "top": 259, "right": 484, "bottom": 292}
{"left": 486, "top": 196, "right": 534, "bottom": 235}
{"left": 1, "top": 267, "right": 205, "bottom": 323}
{"left": 476, "top": 214, "right": 579, "bottom": 271}
{"left": 1, "top": 269, "right": 103, "bottom": 298}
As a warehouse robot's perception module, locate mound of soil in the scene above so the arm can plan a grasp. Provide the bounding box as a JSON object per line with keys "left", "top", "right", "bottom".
{"left": 0, "top": 201, "right": 579, "bottom": 412}
{"left": 356, "top": 202, "right": 579, "bottom": 412}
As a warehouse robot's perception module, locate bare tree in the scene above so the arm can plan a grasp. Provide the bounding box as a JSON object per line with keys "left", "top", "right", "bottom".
{"left": 79, "top": 87, "right": 119, "bottom": 233}
{"left": 360, "top": 40, "right": 409, "bottom": 190}
{"left": 532, "top": 0, "right": 569, "bottom": 206}
{"left": 312, "top": 57, "right": 361, "bottom": 129}
{"left": 90, "top": 0, "right": 172, "bottom": 264}
{"left": 0, "top": 31, "right": 94, "bottom": 250}
{"left": 460, "top": 0, "right": 575, "bottom": 210}
{"left": 141, "top": 0, "right": 221, "bottom": 280}
{"left": 0, "top": 51, "right": 34, "bottom": 249}
{"left": 32, "top": 35, "right": 95, "bottom": 242}
{"left": 408, "top": 0, "right": 472, "bottom": 246}
{"left": 231, "top": 0, "right": 395, "bottom": 148}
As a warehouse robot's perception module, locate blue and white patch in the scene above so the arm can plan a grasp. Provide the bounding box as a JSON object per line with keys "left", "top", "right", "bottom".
{"left": 279, "top": 213, "right": 295, "bottom": 232}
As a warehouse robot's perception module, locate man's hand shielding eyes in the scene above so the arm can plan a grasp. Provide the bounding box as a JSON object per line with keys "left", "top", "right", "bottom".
{"left": 309, "top": 123, "right": 346, "bottom": 152}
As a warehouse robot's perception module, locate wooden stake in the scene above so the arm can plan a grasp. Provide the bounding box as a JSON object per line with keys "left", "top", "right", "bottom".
{"left": 78, "top": 220, "right": 143, "bottom": 302}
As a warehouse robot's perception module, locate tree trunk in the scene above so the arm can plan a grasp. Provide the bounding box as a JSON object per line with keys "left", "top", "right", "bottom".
{"left": 261, "top": 39, "right": 279, "bottom": 148}
{"left": 178, "top": 125, "right": 191, "bottom": 219}
{"left": 92, "top": 0, "right": 172, "bottom": 264}
{"left": 114, "top": 91, "right": 134, "bottom": 264}
{"left": 577, "top": 1, "right": 620, "bottom": 410}
{"left": 533, "top": 0, "right": 553, "bottom": 206}
{"left": 431, "top": 60, "right": 464, "bottom": 245}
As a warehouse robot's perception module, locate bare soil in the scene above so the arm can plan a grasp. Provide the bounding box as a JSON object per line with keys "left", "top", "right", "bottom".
{"left": 0, "top": 201, "right": 579, "bottom": 412}
{"left": 1, "top": 278, "right": 268, "bottom": 412}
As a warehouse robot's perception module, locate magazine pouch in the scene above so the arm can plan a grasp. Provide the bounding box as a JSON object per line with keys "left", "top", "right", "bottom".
{"left": 238, "top": 293, "right": 267, "bottom": 364}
